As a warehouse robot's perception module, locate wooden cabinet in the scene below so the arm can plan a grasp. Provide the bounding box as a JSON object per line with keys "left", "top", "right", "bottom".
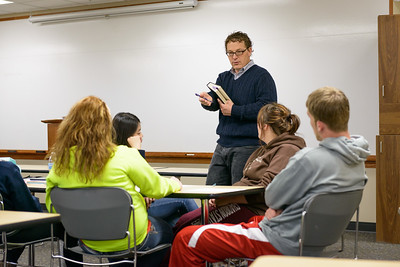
{"left": 376, "top": 135, "right": 400, "bottom": 242}
{"left": 378, "top": 15, "right": 400, "bottom": 134}
{"left": 377, "top": 15, "right": 400, "bottom": 243}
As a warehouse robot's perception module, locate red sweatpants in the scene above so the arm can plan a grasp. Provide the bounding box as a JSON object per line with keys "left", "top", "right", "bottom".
{"left": 169, "top": 216, "right": 282, "bottom": 266}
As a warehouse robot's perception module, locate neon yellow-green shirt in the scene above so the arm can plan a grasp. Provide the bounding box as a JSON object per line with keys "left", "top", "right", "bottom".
{"left": 45, "top": 145, "right": 181, "bottom": 252}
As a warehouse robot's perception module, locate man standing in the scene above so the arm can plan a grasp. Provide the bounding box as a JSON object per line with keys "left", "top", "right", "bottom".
{"left": 171, "top": 87, "right": 369, "bottom": 265}
{"left": 198, "top": 31, "right": 277, "bottom": 185}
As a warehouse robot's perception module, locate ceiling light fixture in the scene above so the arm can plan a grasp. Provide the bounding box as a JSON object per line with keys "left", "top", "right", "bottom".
{"left": 29, "top": 0, "right": 198, "bottom": 24}
{"left": 0, "top": 0, "right": 13, "bottom": 5}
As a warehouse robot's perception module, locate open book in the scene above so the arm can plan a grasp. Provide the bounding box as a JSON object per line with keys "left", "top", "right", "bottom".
{"left": 207, "top": 82, "right": 234, "bottom": 104}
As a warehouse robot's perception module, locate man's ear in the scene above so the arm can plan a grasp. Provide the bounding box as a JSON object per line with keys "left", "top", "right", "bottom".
{"left": 316, "top": 120, "right": 325, "bottom": 133}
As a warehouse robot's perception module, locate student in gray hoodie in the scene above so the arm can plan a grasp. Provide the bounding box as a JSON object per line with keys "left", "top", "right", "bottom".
{"left": 169, "top": 87, "right": 369, "bottom": 266}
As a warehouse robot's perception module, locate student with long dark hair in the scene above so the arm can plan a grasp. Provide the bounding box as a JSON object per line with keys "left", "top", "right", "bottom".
{"left": 112, "top": 112, "right": 198, "bottom": 227}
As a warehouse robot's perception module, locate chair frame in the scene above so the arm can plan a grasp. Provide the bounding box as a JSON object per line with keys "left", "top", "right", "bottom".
{"left": 49, "top": 187, "right": 170, "bottom": 267}
{"left": 299, "top": 189, "right": 363, "bottom": 259}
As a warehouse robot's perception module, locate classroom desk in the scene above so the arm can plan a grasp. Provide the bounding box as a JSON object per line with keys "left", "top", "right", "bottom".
{"left": 156, "top": 167, "right": 208, "bottom": 177}
{"left": 25, "top": 181, "right": 264, "bottom": 225}
{"left": 251, "top": 255, "right": 400, "bottom": 267}
{"left": 167, "top": 185, "right": 264, "bottom": 224}
{"left": 0, "top": 210, "right": 60, "bottom": 267}
{"left": 25, "top": 178, "right": 47, "bottom": 193}
{"left": 21, "top": 165, "right": 208, "bottom": 177}
{"left": 21, "top": 164, "right": 49, "bottom": 174}
{"left": 0, "top": 210, "right": 60, "bottom": 233}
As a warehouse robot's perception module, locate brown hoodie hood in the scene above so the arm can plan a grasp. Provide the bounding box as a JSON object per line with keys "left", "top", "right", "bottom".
{"left": 233, "top": 132, "right": 306, "bottom": 214}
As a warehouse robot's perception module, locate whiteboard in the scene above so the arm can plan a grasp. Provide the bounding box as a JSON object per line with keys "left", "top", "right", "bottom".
{"left": 0, "top": 0, "right": 386, "bottom": 154}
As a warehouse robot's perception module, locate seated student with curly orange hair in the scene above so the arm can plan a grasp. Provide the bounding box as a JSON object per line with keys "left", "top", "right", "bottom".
{"left": 46, "top": 96, "right": 182, "bottom": 267}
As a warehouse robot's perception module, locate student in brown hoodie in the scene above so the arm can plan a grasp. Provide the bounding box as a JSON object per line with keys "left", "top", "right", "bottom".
{"left": 173, "top": 103, "right": 306, "bottom": 233}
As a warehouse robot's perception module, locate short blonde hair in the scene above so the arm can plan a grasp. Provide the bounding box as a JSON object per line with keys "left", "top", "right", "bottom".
{"left": 306, "top": 87, "right": 349, "bottom": 132}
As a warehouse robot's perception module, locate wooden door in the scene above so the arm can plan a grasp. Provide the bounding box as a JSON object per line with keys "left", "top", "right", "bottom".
{"left": 378, "top": 15, "right": 400, "bottom": 134}
{"left": 376, "top": 135, "right": 400, "bottom": 243}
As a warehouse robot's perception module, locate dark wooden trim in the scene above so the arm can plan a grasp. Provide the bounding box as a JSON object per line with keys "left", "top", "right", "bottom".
{"left": 146, "top": 152, "right": 213, "bottom": 164}
{"left": 41, "top": 119, "right": 63, "bottom": 124}
{"left": 0, "top": 150, "right": 48, "bottom": 160}
{"left": 0, "top": 149, "right": 376, "bottom": 166}
{"left": 390, "top": 0, "right": 393, "bottom": 15}
{"left": 0, "top": 149, "right": 213, "bottom": 163}
{"left": 365, "top": 155, "right": 376, "bottom": 168}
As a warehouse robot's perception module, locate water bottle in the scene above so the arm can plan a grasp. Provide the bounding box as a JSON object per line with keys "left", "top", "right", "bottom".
{"left": 48, "top": 153, "right": 54, "bottom": 171}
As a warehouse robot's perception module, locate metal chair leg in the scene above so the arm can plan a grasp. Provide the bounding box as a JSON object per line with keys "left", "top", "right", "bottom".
{"left": 2, "top": 232, "right": 7, "bottom": 267}
{"left": 28, "top": 244, "right": 35, "bottom": 266}
{"left": 354, "top": 207, "right": 359, "bottom": 259}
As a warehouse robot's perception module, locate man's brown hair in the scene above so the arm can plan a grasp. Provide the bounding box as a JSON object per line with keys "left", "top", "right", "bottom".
{"left": 306, "top": 87, "right": 349, "bottom": 132}
{"left": 225, "top": 31, "right": 252, "bottom": 50}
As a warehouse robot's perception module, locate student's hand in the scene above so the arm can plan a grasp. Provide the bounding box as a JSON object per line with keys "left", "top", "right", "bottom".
{"left": 127, "top": 135, "right": 142, "bottom": 149}
{"left": 213, "top": 195, "right": 245, "bottom": 207}
{"left": 209, "top": 198, "right": 217, "bottom": 208}
{"left": 199, "top": 92, "right": 213, "bottom": 106}
{"left": 170, "top": 176, "right": 183, "bottom": 190}
{"left": 264, "top": 208, "right": 283, "bottom": 220}
{"left": 214, "top": 198, "right": 230, "bottom": 207}
{"left": 218, "top": 99, "right": 233, "bottom": 116}
{"left": 144, "top": 197, "right": 155, "bottom": 209}
{"left": 209, "top": 198, "right": 238, "bottom": 207}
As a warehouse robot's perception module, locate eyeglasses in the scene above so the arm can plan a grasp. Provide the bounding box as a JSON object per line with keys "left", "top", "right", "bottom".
{"left": 226, "top": 49, "right": 248, "bottom": 57}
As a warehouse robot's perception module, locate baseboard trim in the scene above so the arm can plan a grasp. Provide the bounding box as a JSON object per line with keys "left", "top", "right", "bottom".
{"left": 347, "top": 222, "right": 376, "bottom": 232}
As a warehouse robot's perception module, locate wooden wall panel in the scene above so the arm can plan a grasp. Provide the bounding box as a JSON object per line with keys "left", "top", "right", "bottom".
{"left": 376, "top": 135, "right": 400, "bottom": 243}
{"left": 379, "top": 15, "right": 400, "bottom": 134}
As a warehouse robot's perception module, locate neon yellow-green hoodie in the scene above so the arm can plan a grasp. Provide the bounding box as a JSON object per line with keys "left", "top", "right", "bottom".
{"left": 45, "top": 145, "right": 181, "bottom": 252}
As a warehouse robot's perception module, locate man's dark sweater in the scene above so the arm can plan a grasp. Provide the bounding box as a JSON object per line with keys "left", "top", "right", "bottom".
{"left": 203, "top": 64, "right": 277, "bottom": 147}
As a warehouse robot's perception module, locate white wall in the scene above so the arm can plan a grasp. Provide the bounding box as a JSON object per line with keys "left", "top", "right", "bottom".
{"left": 0, "top": 0, "right": 387, "bottom": 153}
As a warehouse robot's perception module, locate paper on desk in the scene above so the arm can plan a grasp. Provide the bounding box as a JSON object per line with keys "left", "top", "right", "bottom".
{"left": 25, "top": 178, "right": 46, "bottom": 186}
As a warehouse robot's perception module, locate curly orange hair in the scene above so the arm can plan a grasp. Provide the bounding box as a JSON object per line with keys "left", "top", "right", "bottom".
{"left": 50, "top": 96, "right": 115, "bottom": 183}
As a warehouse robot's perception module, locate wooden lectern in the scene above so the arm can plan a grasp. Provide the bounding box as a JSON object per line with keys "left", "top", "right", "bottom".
{"left": 41, "top": 119, "right": 63, "bottom": 151}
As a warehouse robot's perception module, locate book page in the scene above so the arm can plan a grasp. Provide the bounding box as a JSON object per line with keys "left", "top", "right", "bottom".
{"left": 207, "top": 82, "right": 233, "bottom": 104}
